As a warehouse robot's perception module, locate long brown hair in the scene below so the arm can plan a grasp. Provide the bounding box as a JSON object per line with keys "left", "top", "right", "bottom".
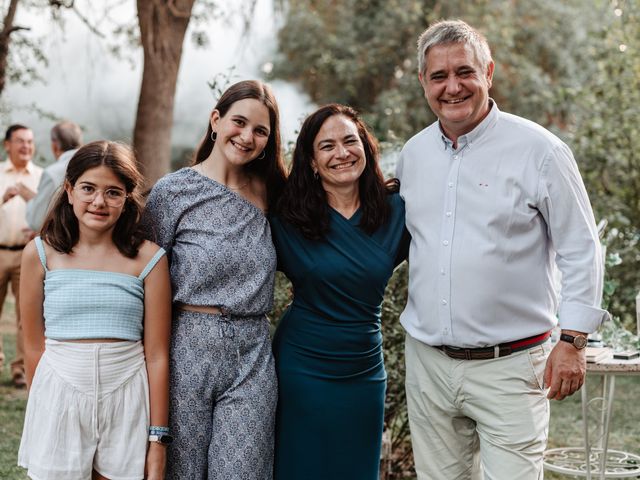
{"left": 277, "top": 104, "right": 398, "bottom": 240}
{"left": 193, "top": 79, "right": 287, "bottom": 209}
{"left": 41, "top": 141, "right": 145, "bottom": 258}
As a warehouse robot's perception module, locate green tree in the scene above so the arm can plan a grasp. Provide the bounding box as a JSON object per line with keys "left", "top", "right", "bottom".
{"left": 569, "top": 0, "right": 640, "bottom": 327}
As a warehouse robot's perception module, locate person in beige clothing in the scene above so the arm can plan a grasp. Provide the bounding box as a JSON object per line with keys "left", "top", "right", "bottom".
{"left": 0, "top": 124, "right": 42, "bottom": 387}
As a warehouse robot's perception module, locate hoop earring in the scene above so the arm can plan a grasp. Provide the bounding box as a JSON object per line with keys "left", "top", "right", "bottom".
{"left": 210, "top": 131, "right": 217, "bottom": 142}
{"left": 257, "top": 150, "right": 266, "bottom": 160}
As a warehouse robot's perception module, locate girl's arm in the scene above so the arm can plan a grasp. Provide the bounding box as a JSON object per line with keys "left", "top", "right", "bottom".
{"left": 142, "top": 250, "right": 172, "bottom": 480}
{"left": 19, "top": 241, "right": 46, "bottom": 388}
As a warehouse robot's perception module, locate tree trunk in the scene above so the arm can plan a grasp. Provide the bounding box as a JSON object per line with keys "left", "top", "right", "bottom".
{"left": 134, "top": 0, "right": 195, "bottom": 187}
{"left": 0, "top": 0, "right": 22, "bottom": 97}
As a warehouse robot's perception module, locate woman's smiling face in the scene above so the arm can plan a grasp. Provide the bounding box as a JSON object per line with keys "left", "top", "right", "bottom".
{"left": 210, "top": 98, "right": 271, "bottom": 168}
{"left": 311, "top": 114, "right": 366, "bottom": 192}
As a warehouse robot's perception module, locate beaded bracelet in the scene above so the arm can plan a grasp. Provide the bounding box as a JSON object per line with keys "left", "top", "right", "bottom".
{"left": 149, "top": 426, "right": 170, "bottom": 434}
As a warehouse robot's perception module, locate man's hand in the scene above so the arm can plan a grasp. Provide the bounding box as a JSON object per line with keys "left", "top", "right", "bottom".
{"left": 2, "top": 185, "right": 18, "bottom": 203}
{"left": 15, "top": 182, "right": 35, "bottom": 201}
{"left": 544, "top": 330, "right": 587, "bottom": 400}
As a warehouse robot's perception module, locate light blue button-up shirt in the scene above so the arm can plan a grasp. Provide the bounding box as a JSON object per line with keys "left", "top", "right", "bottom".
{"left": 397, "top": 101, "right": 608, "bottom": 348}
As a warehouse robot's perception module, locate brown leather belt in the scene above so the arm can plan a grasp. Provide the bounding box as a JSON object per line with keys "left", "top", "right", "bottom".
{"left": 434, "top": 331, "right": 551, "bottom": 360}
{"left": 0, "top": 244, "right": 26, "bottom": 251}
{"left": 175, "top": 303, "right": 224, "bottom": 315}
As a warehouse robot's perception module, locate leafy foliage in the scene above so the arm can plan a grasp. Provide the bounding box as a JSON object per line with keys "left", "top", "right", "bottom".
{"left": 567, "top": 0, "right": 640, "bottom": 326}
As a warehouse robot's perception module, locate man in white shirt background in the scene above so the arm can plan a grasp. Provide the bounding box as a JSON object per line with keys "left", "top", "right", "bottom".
{"left": 0, "top": 124, "right": 42, "bottom": 388}
{"left": 397, "top": 20, "right": 609, "bottom": 479}
{"left": 24, "top": 120, "right": 83, "bottom": 231}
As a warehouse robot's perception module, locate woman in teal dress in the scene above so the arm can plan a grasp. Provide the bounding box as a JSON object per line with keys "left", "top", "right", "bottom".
{"left": 271, "top": 104, "right": 409, "bottom": 479}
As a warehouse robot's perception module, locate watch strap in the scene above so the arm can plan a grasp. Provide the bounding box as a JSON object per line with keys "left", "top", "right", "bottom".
{"left": 559, "top": 333, "right": 587, "bottom": 349}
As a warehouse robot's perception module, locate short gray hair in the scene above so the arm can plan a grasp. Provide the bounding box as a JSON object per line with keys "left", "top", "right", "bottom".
{"left": 51, "top": 120, "right": 83, "bottom": 152}
{"left": 417, "top": 20, "right": 492, "bottom": 76}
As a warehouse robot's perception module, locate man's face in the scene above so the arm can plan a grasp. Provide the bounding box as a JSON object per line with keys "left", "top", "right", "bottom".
{"left": 4, "top": 128, "right": 34, "bottom": 169}
{"left": 419, "top": 42, "right": 494, "bottom": 140}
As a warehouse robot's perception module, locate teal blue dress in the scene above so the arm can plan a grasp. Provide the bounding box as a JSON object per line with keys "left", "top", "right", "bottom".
{"left": 270, "top": 193, "right": 408, "bottom": 480}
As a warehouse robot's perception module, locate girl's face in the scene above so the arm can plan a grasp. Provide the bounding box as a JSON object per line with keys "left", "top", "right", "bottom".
{"left": 66, "top": 165, "right": 128, "bottom": 234}
{"left": 210, "top": 98, "right": 271, "bottom": 169}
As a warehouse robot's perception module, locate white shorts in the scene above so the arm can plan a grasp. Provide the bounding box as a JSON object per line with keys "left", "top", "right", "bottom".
{"left": 19, "top": 339, "right": 150, "bottom": 480}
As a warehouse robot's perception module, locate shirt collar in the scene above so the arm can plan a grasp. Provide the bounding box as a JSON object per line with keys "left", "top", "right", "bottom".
{"left": 439, "top": 99, "right": 499, "bottom": 150}
{"left": 3, "top": 158, "right": 34, "bottom": 173}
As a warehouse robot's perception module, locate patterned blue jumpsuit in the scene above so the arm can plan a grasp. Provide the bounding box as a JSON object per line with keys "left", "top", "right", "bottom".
{"left": 143, "top": 168, "right": 277, "bottom": 480}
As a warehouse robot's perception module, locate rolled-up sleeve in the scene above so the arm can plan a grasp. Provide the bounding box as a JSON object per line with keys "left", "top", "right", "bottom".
{"left": 537, "top": 143, "right": 610, "bottom": 333}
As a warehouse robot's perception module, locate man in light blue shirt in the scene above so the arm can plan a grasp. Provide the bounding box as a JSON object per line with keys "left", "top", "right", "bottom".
{"left": 25, "top": 121, "right": 82, "bottom": 231}
{"left": 397, "top": 20, "right": 608, "bottom": 479}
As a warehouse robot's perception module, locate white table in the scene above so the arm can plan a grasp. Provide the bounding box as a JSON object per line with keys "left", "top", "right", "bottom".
{"left": 543, "top": 356, "right": 640, "bottom": 479}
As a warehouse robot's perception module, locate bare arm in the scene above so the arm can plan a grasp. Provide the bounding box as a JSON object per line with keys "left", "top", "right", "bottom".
{"left": 142, "top": 251, "right": 171, "bottom": 480}
{"left": 19, "top": 241, "right": 46, "bottom": 388}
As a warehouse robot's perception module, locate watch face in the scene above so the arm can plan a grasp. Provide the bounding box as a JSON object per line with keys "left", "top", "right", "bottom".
{"left": 574, "top": 335, "right": 588, "bottom": 349}
{"left": 159, "top": 434, "right": 173, "bottom": 445}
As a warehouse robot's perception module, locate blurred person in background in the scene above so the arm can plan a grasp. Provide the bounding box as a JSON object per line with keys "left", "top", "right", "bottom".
{"left": 0, "top": 124, "right": 41, "bottom": 388}
{"left": 25, "top": 120, "right": 83, "bottom": 232}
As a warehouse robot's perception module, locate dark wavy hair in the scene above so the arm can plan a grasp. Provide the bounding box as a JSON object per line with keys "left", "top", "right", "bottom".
{"left": 41, "top": 141, "right": 145, "bottom": 258}
{"left": 277, "top": 104, "right": 398, "bottom": 240}
{"left": 192, "top": 79, "right": 286, "bottom": 210}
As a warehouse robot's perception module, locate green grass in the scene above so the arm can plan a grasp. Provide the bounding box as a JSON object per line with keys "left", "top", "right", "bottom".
{"left": 0, "top": 332, "right": 28, "bottom": 480}
{"left": 546, "top": 375, "right": 640, "bottom": 480}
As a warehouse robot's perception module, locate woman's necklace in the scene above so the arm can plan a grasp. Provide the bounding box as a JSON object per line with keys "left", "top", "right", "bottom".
{"left": 195, "top": 162, "right": 251, "bottom": 190}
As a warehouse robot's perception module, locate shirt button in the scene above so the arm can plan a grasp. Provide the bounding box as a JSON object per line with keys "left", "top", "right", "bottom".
{"left": 443, "top": 240, "right": 449, "bottom": 246}
{"left": 448, "top": 182, "right": 453, "bottom": 188}
{"left": 441, "top": 299, "right": 447, "bottom": 305}
{"left": 440, "top": 269, "right": 445, "bottom": 275}
{"left": 446, "top": 211, "right": 452, "bottom": 217}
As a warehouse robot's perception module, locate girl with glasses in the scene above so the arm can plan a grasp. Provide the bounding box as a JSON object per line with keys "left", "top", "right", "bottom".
{"left": 18, "top": 141, "right": 171, "bottom": 480}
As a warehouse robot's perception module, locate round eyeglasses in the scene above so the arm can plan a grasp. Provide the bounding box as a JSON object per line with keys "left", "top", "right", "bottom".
{"left": 73, "top": 185, "right": 128, "bottom": 207}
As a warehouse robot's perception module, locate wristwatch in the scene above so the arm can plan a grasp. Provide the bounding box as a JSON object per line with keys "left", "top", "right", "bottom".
{"left": 148, "top": 433, "right": 173, "bottom": 445}
{"left": 559, "top": 333, "right": 588, "bottom": 350}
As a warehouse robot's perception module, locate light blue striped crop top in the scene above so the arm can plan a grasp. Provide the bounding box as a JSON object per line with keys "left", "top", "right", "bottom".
{"left": 34, "top": 237, "right": 166, "bottom": 341}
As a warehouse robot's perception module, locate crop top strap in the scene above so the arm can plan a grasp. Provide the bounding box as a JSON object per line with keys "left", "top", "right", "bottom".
{"left": 34, "top": 237, "right": 48, "bottom": 272}
{"left": 139, "top": 248, "right": 166, "bottom": 280}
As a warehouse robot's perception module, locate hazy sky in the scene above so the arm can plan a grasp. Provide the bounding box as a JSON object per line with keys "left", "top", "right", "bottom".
{"left": 5, "top": 0, "right": 314, "bottom": 166}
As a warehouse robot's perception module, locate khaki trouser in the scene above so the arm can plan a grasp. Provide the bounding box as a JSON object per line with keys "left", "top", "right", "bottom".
{"left": 405, "top": 333, "right": 550, "bottom": 480}
{"left": 0, "top": 249, "right": 24, "bottom": 376}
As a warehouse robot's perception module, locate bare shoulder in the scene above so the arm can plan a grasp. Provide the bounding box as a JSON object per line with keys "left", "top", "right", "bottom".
{"left": 21, "top": 239, "right": 40, "bottom": 263}
{"left": 21, "top": 239, "right": 47, "bottom": 276}
{"left": 137, "top": 239, "right": 165, "bottom": 264}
